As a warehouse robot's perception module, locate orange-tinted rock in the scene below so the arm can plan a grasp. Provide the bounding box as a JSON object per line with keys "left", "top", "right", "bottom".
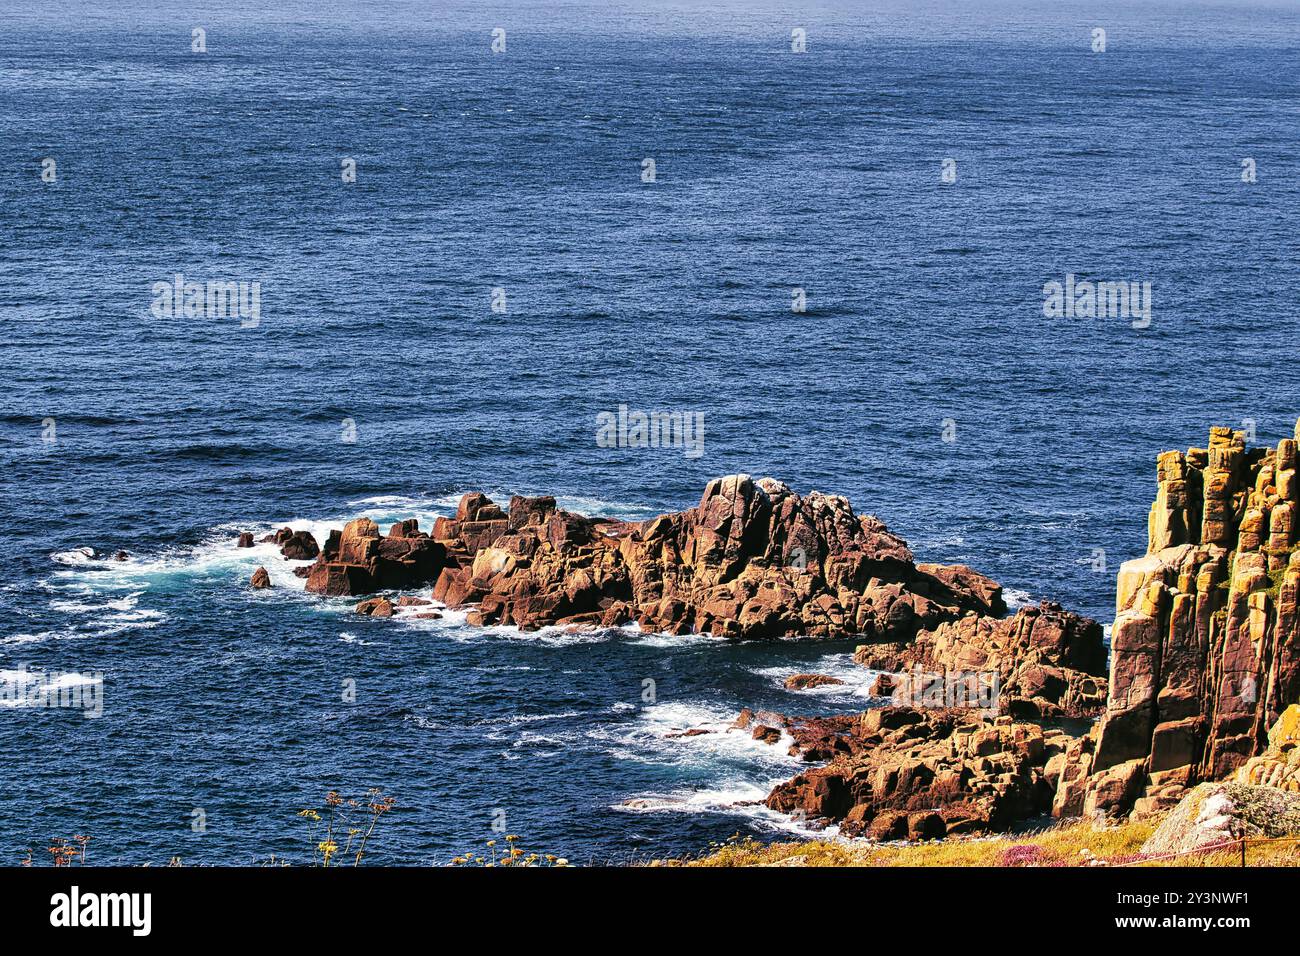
{"left": 304, "top": 517, "right": 448, "bottom": 597}
{"left": 355, "top": 597, "right": 394, "bottom": 617}
{"left": 250, "top": 567, "right": 271, "bottom": 589}
{"left": 764, "top": 707, "right": 1075, "bottom": 839}
{"left": 402, "top": 476, "right": 1005, "bottom": 639}
{"left": 280, "top": 529, "right": 319, "bottom": 560}
{"left": 1065, "top": 422, "right": 1300, "bottom": 818}
{"left": 854, "top": 601, "right": 1107, "bottom": 718}
{"left": 785, "top": 673, "right": 845, "bottom": 691}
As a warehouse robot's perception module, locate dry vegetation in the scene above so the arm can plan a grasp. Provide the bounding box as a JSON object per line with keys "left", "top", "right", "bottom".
{"left": 668, "top": 817, "right": 1300, "bottom": 868}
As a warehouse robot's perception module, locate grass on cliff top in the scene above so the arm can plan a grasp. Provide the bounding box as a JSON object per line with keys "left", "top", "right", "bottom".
{"left": 672, "top": 817, "right": 1300, "bottom": 867}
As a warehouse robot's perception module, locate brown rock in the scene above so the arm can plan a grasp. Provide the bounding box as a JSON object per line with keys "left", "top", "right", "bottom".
{"left": 355, "top": 597, "right": 394, "bottom": 617}
{"left": 250, "top": 567, "right": 271, "bottom": 589}
{"left": 765, "top": 707, "right": 1068, "bottom": 839}
{"left": 869, "top": 673, "right": 898, "bottom": 697}
{"left": 237, "top": 532, "right": 255, "bottom": 548}
{"left": 304, "top": 517, "right": 448, "bottom": 597}
{"left": 280, "top": 530, "right": 320, "bottom": 561}
{"left": 752, "top": 725, "right": 783, "bottom": 744}
{"left": 784, "top": 673, "right": 845, "bottom": 691}
{"left": 855, "top": 601, "right": 1107, "bottom": 718}
{"left": 329, "top": 477, "right": 1006, "bottom": 640}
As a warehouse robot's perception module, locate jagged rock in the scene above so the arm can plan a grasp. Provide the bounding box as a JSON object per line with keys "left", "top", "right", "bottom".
{"left": 237, "top": 532, "right": 254, "bottom": 548}
{"left": 306, "top": 476, "right": 1004, "bottom": 640}
{"left": 265, "top": 527, "right": 295, "bottom": 546}
{"left": 305, "top": 517, "right": 447, "bottom": 597}
{"left": 1065, "top": 422, "right": 1300, "bottom": 819}
{"left": 250, "top": 567, "right": 271, "bottom": 589}
{"left": 1139, "top": 782, "right": 1300, "bottom": 858}
{"left": 396, "top": 596, "right": 432, "bottom": 607}
{"left": 785, "top": 673, "right": 845, "bottom": 691}
{"left": 854, "top": 601, "right": 1107, "bottom": 718}
{"left": 764, "top": 707, "right": 1076, "bottom": 838}
{"left": 280, "top": 529, "right": 319, "bottom": 561}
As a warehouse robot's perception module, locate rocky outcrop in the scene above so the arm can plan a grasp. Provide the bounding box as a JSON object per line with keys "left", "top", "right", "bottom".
{"left": 1060, "top": 424, "right": 1300, "bottom": 819}
{"left": 305, "top": 517, "right": 447, "bottom": 597}
{"left": 279, "top": 530, "right": 319, "bottom": 561}
{"left": 854, "top": 601, "right": 1108, "bottom": 719}
{"left": 250, "top": 567, "right": 271, "bottom": 589}
{"left": 301, "top": 476, "right": 1004, "bottom": 641}
{"left": 764, "top": 707, "right": 1077, "bottom": 839}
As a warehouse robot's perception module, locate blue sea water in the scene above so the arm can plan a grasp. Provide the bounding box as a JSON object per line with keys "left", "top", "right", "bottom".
{"left": 1, "top": 0, "right": 1299, "bottom": 864}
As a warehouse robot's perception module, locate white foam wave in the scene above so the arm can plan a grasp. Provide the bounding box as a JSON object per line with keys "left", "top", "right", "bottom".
{"left": 1004, "top": 588, "right": 1033, "bottom": 610}
{"left": 596, "top": 700, "right": 803, "bottom": 771}
{"left": 752, "top": 652, "right": 888, "bottom": 700}
{"left": 0, "top": 669, "right": 103, "bottom": 709}
{"left": 0, "top": 631, "right": 63, "bottom": 646}
{"left": 338, "top": 631, "right": 379, "bottom": 646}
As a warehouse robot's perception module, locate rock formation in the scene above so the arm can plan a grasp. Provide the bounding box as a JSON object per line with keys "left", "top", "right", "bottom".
{"left": 279, "top": 530, "right": 319, "bottom": 561}
{"left": 304, "top": 517, "right": 447, "bottom": 597}
{"left": 854, "top": 601, "right": 1108, "bottom": 719}
{"left": 1058, "top": 424, "right": 1300, "bottom": 819}
{"left": 301, "top": 475, "right": 1005, "bottom": 641}
{"left": 762, "top": 707, "right": 1078, "bottom": 839}
{"left": 250, "top": 567, "right": 271, "bottom": 589}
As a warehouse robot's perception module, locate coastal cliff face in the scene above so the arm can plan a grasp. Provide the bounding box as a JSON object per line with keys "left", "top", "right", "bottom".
{"left": 1060, "top": 424, "right": 1300, "bottom": 820}
{"left": 302, "top": 474, "right": 1005, "bottom": 642}
{"left": 272, "top": 422, "right": 1299, "bottom": 841}
{"left": 756, "top": 423, "right": 1300, "bottom": 839}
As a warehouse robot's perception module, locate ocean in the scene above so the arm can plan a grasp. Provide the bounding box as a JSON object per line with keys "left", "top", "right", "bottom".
{"left": 2, "top": 0, "right": 1298, "bottom": 864}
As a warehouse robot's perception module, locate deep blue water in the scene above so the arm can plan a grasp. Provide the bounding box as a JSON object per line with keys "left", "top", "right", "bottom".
{"left": 2, "top": 0, "right": 1299, "bottom": 864}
